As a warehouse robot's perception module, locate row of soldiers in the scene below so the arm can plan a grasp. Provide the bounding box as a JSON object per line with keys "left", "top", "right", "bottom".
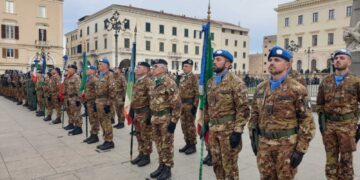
{"left": 0, "top": 70, "right": 38, "bottom": 111}
{"left": 1, "top": 46, "right": 360, "bottom": 180}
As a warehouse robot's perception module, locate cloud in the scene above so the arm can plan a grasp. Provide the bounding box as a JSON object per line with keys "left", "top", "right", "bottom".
{"left": 63, "top": 0, "right": 293, "bottom": 53}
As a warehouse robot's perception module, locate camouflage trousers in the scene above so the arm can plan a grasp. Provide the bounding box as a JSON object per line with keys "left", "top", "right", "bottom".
{"left": 180, "top": 104, "right": 197, "bottom": 145}
{"left": 209, "top": 129, "right": 242, "bottom": 180}
{"left": 67, "top": 97, "right": 82, "bottom": 127}
{"left": 47, "top": 94, "right": 61, "bottom": 118}
{"left": 36, "top": 92, "right": 44, "bottom": 111}
{"left": 114, "top": 98, "right": 124, "bottom": 124}
{"left": 152, "top": 115, "right": 174, "bottom": 167}
{"left": 86, "top": 101, "right": 99, "bottom": 135}
{"left": 95, "top": 99, "right": 113, "bottom": 142}
{"left": 134, "top": 110, "right": 152, "bottom": 155}
{"left": 322, "top": 120, "right": 357, "bottom": 180}
{"left": 257, "top": 135, "right": 297, "bottom": 180}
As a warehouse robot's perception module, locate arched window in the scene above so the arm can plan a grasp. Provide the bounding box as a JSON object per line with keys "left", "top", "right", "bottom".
{"left": 311, "top": 59, "right": 317, "bottom": 72}
{"left": 297, "top": 60, "right": 302, "bottom": 72}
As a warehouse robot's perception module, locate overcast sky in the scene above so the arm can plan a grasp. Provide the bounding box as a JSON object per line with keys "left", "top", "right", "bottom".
{"left": 63, "top": 0, "right": 293, "bottom": 54}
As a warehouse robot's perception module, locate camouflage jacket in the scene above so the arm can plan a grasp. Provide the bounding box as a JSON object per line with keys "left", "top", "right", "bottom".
{"left": 64, "top": 74, "right": 80, "bottom": 99}
{"left": 114, "top": 73, "right": 127, "bottom": 101}
{"left": 316, "top": 73, "right": 360, "bottom": 116}
{"left": 249, "top": 77, "right": 315, "bottom": 153}
{"left": 49, "top": 75, "right": 61, "bottom": 95}
{"left": 288, "top": 69, "right": 306, "bottom": 87}
{"left": 179, "top": 72, "right": 199, "bottom": 107}
{"left": 132, "top": 75, "right": 152, "bottom": 109}
{"left": 149, "top": 74, "right": 181, "bottom": 123}
{"left": 35, "top": 77, "right": 43, "bottom": 93}
{"left": 84, "top": 75, "right": 98, "bottom": 102}
{"left": 205, "top": 72, "right": 250, "bottom": 133}
{"left": 95, "top": 70, "right": 116, "bottom": 104}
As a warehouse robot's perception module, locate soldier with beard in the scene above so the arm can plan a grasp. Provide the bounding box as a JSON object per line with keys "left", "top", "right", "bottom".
{"left": 317, "top": 49, "right": 360, "bottom": 180}
{"left": 203, "top": 50, "right": 249, "bottom": 180}
{"left": 249, "top": 46, "right": 315, "bottom": 180}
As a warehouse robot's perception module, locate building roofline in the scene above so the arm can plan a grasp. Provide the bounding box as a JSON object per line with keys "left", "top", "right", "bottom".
{"left": 65, "top": 29, "right": 78, "bottom": 36}
{"left": 77, "top": 4, "right": 248, "bottom": 32}
{"left": 275, "top": 0, "right": 331, "bottom": 12}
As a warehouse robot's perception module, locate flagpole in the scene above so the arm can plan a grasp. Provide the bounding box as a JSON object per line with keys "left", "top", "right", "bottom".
{"left": 199, "top": 1, "right": 211, "bottom": 180}
{"left": 129, "top": 25, "right": 137, "bottom": 161}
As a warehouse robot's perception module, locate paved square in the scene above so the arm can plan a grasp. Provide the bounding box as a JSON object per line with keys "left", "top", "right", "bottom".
{"left": 0, "top": 96, "right": 358, "bottom": 180}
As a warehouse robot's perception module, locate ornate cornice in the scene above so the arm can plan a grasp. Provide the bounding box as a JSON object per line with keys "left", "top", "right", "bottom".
{"left": 275, "top": 0, "right": 332, "bottom": 12}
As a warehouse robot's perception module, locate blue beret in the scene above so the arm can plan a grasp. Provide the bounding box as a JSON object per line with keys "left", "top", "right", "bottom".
{"left": 99, "top": 58, "right": 110, "bottom": 65}
{"left": 88, "top": 65, "right": 97, "bottom": 70}
{"left": 334, "top": 49, "right": 352, "bottom": 58}
{"left": 268, "top": 46, "right": 293, "bottom": 62}
{"left": 213, "top": 49, "right": 234, "bottom": 63}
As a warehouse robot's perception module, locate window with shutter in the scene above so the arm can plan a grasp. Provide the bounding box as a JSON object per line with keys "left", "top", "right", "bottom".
{"left": 15, "top": 26, "right": 19, "bottom": 40}
{"left": 2, "top": 48, "right": 6, "bottom": 58}
{"left": 1, "top": 25, "right": 5, "bottom": 39}
{"left": 15, "top": 49, "right": 18, "bottom": 59}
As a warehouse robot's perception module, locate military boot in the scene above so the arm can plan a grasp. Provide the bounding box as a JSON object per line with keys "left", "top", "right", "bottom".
{"left": 69, "top": 126, "right": 82, "bottom": 135}
{"left": 97, "top": 141, "right": 114, "bottom": 150}
{"left": 23, "top": 102, "right": 28, "bottom": 106}
{"left": 17, "top": 101, "right": 22, "bottom": 105}
{"left": 36, "top": 111, "right": 45, "bottom": 117}
{"left": 86, "top": 134, "right": 99, "bottom": 144}
{"left": 43, "top": 115, "right": 52, "bottom": 121}
{"left": 111, "top": 118, "right": 115, "bottom": 124}
{"left": 150, "top": 164, "right": 165, "bottom": 178}
{"left": 63, "top": 123, "right": 74, "bottom": 130}
{"left": 157, "top": 166, "right": 171, "bottom": 180}
{"left": 179, "top": 143, "right": 190, "bottom": 153}
{"left": 185, "top": 144, "right": 196, "bottom": 155}
{"left": 137, "top": 155, "right": 150, "bottom": 167}
{"left": 131, "top": 153, "right": 143, "bottom": 165}
{"left": 113, "top": 122, "right": 124, "bottom": 129}
{"left": 51, "top": 117, "right": 61, "bottom": 124}
{"left": 203, "top": 150, "right": 211, "bottom": 165}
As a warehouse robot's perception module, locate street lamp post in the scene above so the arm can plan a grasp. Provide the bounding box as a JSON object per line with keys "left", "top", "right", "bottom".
{"left": 329, "top": 53, "right": 334, "bottom": 74}
{"left": 304, "top": 47, "right": 314, "bottom": 96}
{"left": 304, "top": 47, "right": 315, "bottom": 74}
{"left": 104, "top": 11, "right": 130, "bottom": 67}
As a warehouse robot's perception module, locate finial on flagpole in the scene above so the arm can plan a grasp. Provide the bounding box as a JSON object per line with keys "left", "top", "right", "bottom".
{"left": 207, "top": 0, "right": 211, "bottom": 21}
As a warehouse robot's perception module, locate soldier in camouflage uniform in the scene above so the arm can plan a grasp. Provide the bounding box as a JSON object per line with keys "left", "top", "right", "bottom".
{"left": 95, "top": 58, "right": 116, "bottom": 150}
{"left": 130, "top": 62, "right": 153, "bottom": 167}
{"left": 35, "top": 70, "right": 45, "bottom": 117}
{"left": 249, "top": 46, "right": 315, "bottom": 180}
{"left": 178, "top": 59, "right": 198, "bottom": 155}
{"left": 82, "top": 65, "right": 100, "bottom": 144}
{"left": 63, "top": 68, "right": 75, "bottom": 130}
{"left": 201, "top": 50, "right": 249, "bottom": 180}
{"left": 316, "top": 49, "right": 360, "bottom": 180}
{"left": 64, "top": 65, "right": 82, "bottom": 135}
{"left": 43, "top": 71, "right": 52, "bottom": 120}
{"left": 113, "top": 66, "right": 127, "bottom": 129}
{"left": 149, "top": 59, "right": 181, "bottom": 180}
{"left": 44, "top": 68, "right": 62, "bottom": 122}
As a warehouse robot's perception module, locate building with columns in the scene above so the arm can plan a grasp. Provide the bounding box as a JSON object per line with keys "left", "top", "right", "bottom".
{"left": 276, "top": 0, "right": 352, "bottom": 73}
{"left": 0, "top": 0, "right": 64, "bottom": 73}
{"left": 65, "top": 4, "right": 250, "bottom": 74}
